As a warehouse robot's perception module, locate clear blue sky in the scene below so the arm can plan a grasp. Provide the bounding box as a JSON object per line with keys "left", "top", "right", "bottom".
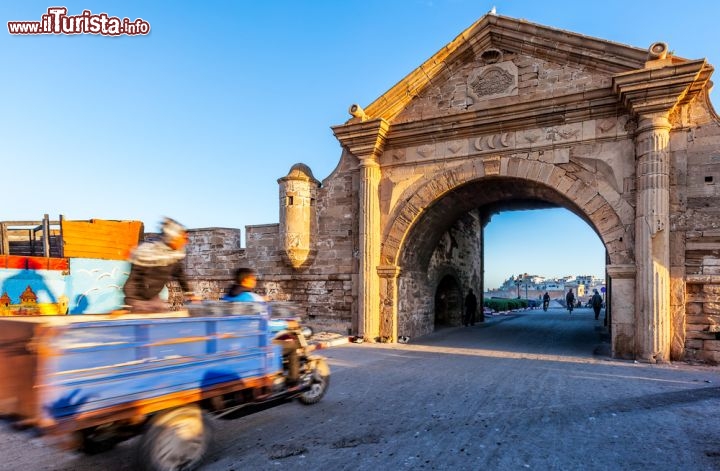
{"left": 483, "top": 208, "right": 605, "bottom": 289}
{"left": 2, "top": 1, "right": 718, "bottom": 288}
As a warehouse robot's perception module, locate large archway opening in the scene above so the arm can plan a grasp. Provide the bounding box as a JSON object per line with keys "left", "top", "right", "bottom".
{"left": 483, "top": 208, "right": 606, "bottom": 304}
{"left": 393, "top": 175, "right": 613, "bottom": 354}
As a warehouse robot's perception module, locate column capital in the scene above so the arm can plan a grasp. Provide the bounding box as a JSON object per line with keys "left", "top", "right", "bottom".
{"left": 331, "top": 118, "right": 390, "bottom": 163}
{"left": 635, "top": 114, "right": 671, "bottom": 135}
{"left": 377, "top": 264, "right": 401, "bottom": 279}
{"left": 607, "top": 264, "right": 636, "bottom": 279}
{"left": 612, "top": 59, "right": 711, "bottom": 117}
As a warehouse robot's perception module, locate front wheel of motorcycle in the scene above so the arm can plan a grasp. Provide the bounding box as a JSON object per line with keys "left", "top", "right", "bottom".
{"left": 298, "top": 357, "right": 330, "bottom": 405}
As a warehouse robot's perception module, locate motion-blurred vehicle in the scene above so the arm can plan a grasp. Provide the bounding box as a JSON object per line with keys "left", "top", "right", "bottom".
{"left": 0, "top": 302, "right": 330, "bottom": 471}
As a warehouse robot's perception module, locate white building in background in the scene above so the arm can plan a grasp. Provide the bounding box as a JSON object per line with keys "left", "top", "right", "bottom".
{"left": 488, "top": 273, "right": 605, "bottom": 300}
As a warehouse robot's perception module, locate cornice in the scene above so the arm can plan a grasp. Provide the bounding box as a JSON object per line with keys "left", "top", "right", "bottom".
{"left": 613, "top": 59, "right": 712, "bottom": 116}
{"left": 485, "top": 16, "right": 647, "bottom": 73}
{"left": 331, "top": 118, "right": 390, "bottom": 161}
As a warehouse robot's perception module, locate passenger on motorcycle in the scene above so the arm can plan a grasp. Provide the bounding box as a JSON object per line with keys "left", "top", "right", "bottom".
{"left": 223, "top": 268, "right": 300, "bottom": 386}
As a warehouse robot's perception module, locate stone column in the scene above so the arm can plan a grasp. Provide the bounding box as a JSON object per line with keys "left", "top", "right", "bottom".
{"left": 331, "top": 118, "right": 390, "bottom": 342}
{"left": 359, "top": 157, "right": 381, "bottom": 340}
{"left": 613, "top": 51, "right": 710, "bottom": 362}
{"left": 607, "top": 264, "right": 636, "bottom": 359}
{"left": 634, "top": 114, "right": 671, "bottom": 362}
{"left": 378, "top": 264, "right": 401, "bottom": 342}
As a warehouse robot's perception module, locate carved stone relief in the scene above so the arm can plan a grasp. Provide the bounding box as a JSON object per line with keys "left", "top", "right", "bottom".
{"left": 417, "top": 144, "right": 434, "bottom": 158}
{"left": 467, "top": 61, "right": 518, "bottom": 102}
{"left": 473, "top": 133, "right": 514, "bottom": 151}
{"left": 483, "top": 155, "right": 502, "bottom": 175}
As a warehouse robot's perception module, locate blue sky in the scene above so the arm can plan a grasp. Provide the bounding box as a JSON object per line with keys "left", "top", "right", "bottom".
{"left": 2, "top": 1, "right": 719, "bottom": 289}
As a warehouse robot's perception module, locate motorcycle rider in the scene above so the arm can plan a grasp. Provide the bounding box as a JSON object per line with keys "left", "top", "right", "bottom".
{"left": 223, "top": 267, "right": 300, "bottom": 386}
{"left": 123, "top": 217, "right": 198, "bottom": 313}
{"left": 565, "top": 288, "right": 575, "bottom": 314}
{"left": 542, "top": 292, "right": 550, "bottom": 311}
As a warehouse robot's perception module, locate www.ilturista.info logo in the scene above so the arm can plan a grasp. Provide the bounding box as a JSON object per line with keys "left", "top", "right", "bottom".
{"left": 7, "top": 7, "right": 150, "bottom": 36}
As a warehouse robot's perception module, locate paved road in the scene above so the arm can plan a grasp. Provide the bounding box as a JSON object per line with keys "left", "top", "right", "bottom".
{"left": 3, "top": 307, "right": 720, "bottom": 470}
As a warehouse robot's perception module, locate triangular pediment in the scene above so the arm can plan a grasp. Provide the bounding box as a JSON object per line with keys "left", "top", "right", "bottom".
{"left": 354, "top": 14, "right": 709, "bottom": 126}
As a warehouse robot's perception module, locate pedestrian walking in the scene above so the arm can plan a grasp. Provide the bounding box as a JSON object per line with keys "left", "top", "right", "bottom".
{"left": 464, "top": 289, "right": 477, "bottom": 326}
{"left": 591, "top": 289, "right": 603, "bottom": 320}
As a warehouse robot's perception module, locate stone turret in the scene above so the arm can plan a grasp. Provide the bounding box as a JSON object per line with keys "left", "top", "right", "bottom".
{"left": 277, "top": 163, "right": 320, "bottom": 269}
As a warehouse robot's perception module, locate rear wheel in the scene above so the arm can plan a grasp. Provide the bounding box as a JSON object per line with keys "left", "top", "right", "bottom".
{"left": 137, "top": 405, "right": 212, "bottom": 471}
{"left": 298, "top": 357, "right": 330, "bottom": 405}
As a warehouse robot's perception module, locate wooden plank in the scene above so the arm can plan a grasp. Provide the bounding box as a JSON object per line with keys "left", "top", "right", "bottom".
{"left": 42, "top": 214, "right": 50, "bottom": 257}
{"left": 0, "top": 223, "right": 7, "bottom": 255}
{"left": 1, "top": 221, "right": 59, "bottom": 226}
{"left": 62, "top": 220, "right": 144, "bottom": 260}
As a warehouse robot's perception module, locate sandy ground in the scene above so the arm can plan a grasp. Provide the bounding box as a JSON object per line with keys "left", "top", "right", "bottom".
{"left": 2, "top": 307, "right": 719, "bottom": 471}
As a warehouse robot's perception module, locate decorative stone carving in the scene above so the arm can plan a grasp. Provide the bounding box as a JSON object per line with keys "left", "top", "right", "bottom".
{"left": 417, "top": 144, "right": 434, "bottom": 158}
{"left": 483, "top": 156, "right": 501, "bottom": 175}
{"left": 480, "top": 48, "right": 504, "bottom": 65}
{"left": 597, "top": 118, "right": 617, "bottom": 134}
{"left": 390, "top": 148, "right": 406, "bottom": 162}
{"left": 545, "top": 125, "right": 581, "bottom": 142}
{"left": 470, "top": 67, "right": 513, "bottom": 96}
{"left": 523, "top": 133, "right": 541, "bottom": 143}
{"left": 467, "top": 61, "right": 518, "bottom": 102}
{"left": 647, "top": 42, "right": 669, "bottom": 61}
{"left": 447, "top": 141, "right": 463, "bottom": 154}
{"left": 624, "top": 117, "right": 638, "bottom": 133}
{"left": 472, "top": 133, "right": 514, "bottom": 151}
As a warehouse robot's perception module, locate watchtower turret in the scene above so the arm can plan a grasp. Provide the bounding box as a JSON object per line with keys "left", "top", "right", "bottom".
{"left": 277, "top": 163, "right": 320, "bottom": 268}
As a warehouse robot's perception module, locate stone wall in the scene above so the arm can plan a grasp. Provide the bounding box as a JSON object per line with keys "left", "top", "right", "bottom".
{"left": 177, "top": 154, "right": 359, "bottom": 334}
{"left": 398, "top": 210, "right": 484, "bottom": 338}
{"left": 178, "top": 223, "right": 355, "bottom": 334}
{"left": 669, "top": 96, "right": 720, "bottom": 363}
{"left": 685, "top": 276, "right": 720, "bottom": 363}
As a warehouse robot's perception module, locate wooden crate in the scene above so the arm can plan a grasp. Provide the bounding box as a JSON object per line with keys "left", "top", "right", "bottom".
{"left": 62, "top": 220, "right": 144, "bottom": 261}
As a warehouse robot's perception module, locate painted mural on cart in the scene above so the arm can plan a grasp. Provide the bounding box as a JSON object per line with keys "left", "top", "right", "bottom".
{"left": 0, "top": 218, "right": 144, "bottom": 316}
{"left": 0, "top": 256, "right": 131, "bottom": 315}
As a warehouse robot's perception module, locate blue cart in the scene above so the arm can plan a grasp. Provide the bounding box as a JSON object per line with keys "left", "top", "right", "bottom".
{"left": 0, "top": 305, "right": 330, "bottom": 471}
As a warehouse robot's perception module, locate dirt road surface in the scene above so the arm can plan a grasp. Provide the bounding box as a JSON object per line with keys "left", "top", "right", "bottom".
{"left": 2, "top": 307, "right": 719, "bottom": 470}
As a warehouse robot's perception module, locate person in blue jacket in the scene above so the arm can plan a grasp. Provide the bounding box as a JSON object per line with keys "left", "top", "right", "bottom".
{"left": 222, "top": 268, "right": 300, "bottom": 385}
{"left": 222, "top": 267, "right": 265, "bottom": 302}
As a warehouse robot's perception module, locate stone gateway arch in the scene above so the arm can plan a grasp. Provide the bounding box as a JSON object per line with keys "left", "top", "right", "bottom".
{"left": 189, "top": 14, "right": 720, "bottom": 364}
